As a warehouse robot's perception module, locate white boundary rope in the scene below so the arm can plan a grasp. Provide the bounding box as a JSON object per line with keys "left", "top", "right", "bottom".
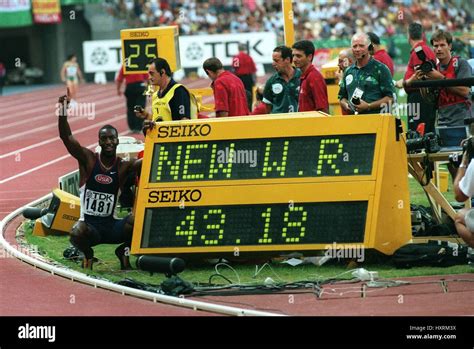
{"left": 0, "top": 194, "right": 283, "bottom": 316}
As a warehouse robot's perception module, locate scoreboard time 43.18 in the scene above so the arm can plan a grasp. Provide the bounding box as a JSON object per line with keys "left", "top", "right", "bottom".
{"left": 131, "top": 113, "right": 411, "bottom": 257}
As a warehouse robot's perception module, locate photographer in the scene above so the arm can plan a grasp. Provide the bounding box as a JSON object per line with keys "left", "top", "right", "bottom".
{"left": 454, "top": 142, "right": 474, "bottom": 247}
{"left": 395, "top": 23, "right": 437, "bottom": 134}
{"left": 404, "top": 30, "right": 472, "bottom": 126}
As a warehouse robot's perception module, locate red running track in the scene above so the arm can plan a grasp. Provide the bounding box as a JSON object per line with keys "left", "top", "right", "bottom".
{"left": 0, "top": 80, "right": 217, "bottom": 316}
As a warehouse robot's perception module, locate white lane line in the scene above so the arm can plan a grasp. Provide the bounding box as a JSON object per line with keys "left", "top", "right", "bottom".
{"left": 0, "top": 89, "right": 119, "bottom": 128}
{"left": 0, "top": 189, "right": 50, "bottom": 193}
{"left": 0, "top": 88, "right": 108, "bottom": 118}
{"left": 0, "top": 77, "right": 206, "bottom": 111}
{"left": 0, "top": 129, "right": 131, "bottom": 185}
{"left": 0, "top": 154, "right": 71, "bottom": 185}
{"left": 1, "top": 80, "right": 209, "bottom": 155}
{"left": 0, "top": 112, "right": 125, "bottom": 159}
{"left": 0, "top": 79, "right": 208, "bottom": 123}
{"left": 0, "top": 101, "right": 125, "bottom": 143}
{"left": 0, "top": 85, "right": 108, "bottom": 115}
{"left": 0, "top": 197, "right": 38, "bottom": 201}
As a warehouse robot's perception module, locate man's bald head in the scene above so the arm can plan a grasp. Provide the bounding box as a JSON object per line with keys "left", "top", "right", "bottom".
{"left": 351, "top": 33, "right": 370, "bottom": 61}
{"left": 351, "top": 33, "right": 371, "bottom": 46}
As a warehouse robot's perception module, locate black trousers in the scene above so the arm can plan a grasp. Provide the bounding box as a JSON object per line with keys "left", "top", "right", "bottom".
{"left": 407, "top": 90, "right": 437, "bottom": 135}
{"left": 124, "top": 82, "right": 146, "bottom": 131}
{"left": 238, "top": 74, "right": 255, "bottom": 111}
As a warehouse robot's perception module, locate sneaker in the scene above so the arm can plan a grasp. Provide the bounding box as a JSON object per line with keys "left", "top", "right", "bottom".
{"left": 115, "top": 244, "right": 132, "bottom": 270}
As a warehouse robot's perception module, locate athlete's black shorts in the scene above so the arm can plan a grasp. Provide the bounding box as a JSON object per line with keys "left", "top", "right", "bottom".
{"left": 82, "top": 216, "right": 131, "bottom": 245}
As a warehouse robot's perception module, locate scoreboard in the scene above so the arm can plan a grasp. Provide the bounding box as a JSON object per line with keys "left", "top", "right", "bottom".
{"left": 120, "top": 26, "right": 180, "bottom": 74}
{"left": 131, "top": 113, "right": 411, "bottom": 257}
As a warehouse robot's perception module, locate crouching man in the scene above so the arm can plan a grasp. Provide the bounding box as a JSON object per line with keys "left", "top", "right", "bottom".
{"left": 57, "top": 94, "right": 142, "bottom": 269}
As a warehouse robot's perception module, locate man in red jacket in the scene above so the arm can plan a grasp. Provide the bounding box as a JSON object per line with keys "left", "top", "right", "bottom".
{"left": 367, "top": 32, "right": 394, "bottom": 77}
{"left": 291, "top": 40, "right": 329, "bottom": 113}
{"left": 116, "top": 65, "right": 148, "bottom": 132}
{"left": 203, "top": 57, "right": 249, "bottom": 117}
{"left": 232, "top": 43, "right": 257, "bottom": 110}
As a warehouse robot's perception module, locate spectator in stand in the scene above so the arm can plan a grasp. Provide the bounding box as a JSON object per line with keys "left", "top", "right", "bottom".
{"left": 116, "top": 65, "right": 148, "bottom": 133}
{"left": 367, "top": 32, "right": 394, "bottom": 77}
{"left": 105, "top": 1, "right": 472, "bottom": 43}
{"left": 291, "top": 40, "right": 329, "bottom": 113}
{"left": 203, "top": 57, "right": 249, "bottom": 117}
{"left": 263, "top": 46, "right": 301, "bottom": 114}
{"left": 252, "top": 85, "right": 267, "bottom": 115}
{"left": 395, "top": 22, "right": 437, "bottom": 134}
{"left": 232, "top": 43, "right": 257, "bottom": 111}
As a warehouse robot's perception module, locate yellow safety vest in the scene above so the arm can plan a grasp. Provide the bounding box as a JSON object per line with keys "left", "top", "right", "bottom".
{"left": 152, "top": 83, "right": 198, "bottom": 121}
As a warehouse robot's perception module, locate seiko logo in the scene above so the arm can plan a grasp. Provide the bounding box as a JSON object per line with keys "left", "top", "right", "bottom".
{"left": 95, "top": 174, "right": 113, "bottom": 184}
{"left": 130, "top": 31, "right": 149, "bottom": 37}
{"left": 62, "top": 214, "right": 78, "bottom": 221}
{"left": 148, "top": 189, "right": 202, "bottom": 203}
{"left": 157, "top": 124, "right": 211, "bottom": 138}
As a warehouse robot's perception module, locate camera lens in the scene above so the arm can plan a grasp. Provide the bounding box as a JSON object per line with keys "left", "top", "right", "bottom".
{"left": 420, "top": 61, "right": 433, "bottom": 73}
{"left": 406, "top": 132, "right": 440, "bottom": 153}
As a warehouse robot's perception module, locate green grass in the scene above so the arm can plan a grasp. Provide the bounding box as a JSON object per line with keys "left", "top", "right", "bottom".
{"left": 408, "top": 168, "right": 456, "bottom": 206}
{"left": 20, "top": 197, "right": 472, "bottom": 288}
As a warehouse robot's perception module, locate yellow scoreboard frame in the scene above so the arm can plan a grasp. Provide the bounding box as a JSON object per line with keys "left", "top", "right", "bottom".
{"left": 131, "top": 113, "right": 411, "bottom": 257}
{"left": 120, "top": 26, "right": 180, "bottom": 74}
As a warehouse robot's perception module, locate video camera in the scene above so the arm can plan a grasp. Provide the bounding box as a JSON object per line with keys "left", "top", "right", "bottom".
{"left": 406, "top": 130, "right": 440, "bottom": 153}
{"left": 414, "top": 46, "right": 436, "bottom": 74}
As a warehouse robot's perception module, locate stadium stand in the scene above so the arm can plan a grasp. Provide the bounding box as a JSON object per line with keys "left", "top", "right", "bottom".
{"left": 102, "top": 0, "right": 472, "bottom": 41}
